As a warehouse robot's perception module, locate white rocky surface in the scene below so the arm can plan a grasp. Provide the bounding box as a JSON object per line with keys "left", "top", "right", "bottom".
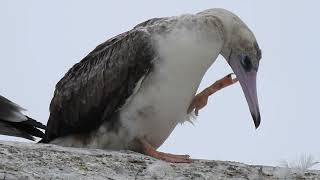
{"left": 0, "top": 141, "right": 319, "bottom": 180}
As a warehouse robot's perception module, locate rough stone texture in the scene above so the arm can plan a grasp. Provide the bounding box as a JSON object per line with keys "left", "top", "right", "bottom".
{"left": 0, "top": 141, "right": 319, "bottom": 180}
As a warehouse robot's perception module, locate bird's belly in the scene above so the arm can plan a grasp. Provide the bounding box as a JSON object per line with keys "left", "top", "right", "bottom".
{"left": 119, "top": 61, "right": 212, "bottom": 149}
{"left": 119, "top": 80, "right": 195, "bottom": 148}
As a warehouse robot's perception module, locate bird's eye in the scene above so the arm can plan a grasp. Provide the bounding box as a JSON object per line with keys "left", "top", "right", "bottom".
{"left": 241, "top": 55, "right": 252, "bottom": 72}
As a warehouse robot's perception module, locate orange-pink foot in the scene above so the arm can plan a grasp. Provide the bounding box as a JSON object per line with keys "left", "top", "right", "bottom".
{"left": 138, "top": 138, "right": 191, "bottom": 163}
{"left": 188, "top": 73, "right": 238, "bottom": 116}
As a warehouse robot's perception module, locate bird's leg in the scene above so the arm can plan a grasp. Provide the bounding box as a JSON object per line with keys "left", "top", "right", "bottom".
{"left": 137, "top": 138, "right": 192, "bottom": 163}
{"left": 188, "top": 73, "right": 238, "bottom": 116}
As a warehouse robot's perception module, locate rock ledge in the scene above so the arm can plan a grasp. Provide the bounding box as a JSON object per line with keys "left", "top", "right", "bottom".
{"left": 0, "top": 141, "right": 319, "bottom": 179}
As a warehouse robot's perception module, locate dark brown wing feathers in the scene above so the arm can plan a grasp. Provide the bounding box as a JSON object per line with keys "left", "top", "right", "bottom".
{"left": 43, "top": 30, "right": 156, "bottom": 142}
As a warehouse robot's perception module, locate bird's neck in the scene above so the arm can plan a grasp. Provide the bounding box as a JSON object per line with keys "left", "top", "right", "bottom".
{"left": 153, "top": 19, "right": 224, "bottom": 73}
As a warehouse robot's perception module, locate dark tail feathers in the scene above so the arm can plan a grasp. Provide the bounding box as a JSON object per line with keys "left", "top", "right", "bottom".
{"left": 0, "top": 95, "right": 46, "bottom": 141}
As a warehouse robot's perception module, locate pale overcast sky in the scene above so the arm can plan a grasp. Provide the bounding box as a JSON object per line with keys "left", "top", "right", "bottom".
{"left": 0, "top": 0, "right": 319, "bottom": 168}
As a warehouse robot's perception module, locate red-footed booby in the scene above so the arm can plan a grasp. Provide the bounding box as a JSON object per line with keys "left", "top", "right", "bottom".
{"left": 0, "top": 8, "right": 261, "bottom": 163}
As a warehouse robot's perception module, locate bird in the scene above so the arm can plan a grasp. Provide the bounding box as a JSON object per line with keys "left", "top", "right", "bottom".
{"left": 0, "top": 8, "right": 261, "bottom": 163}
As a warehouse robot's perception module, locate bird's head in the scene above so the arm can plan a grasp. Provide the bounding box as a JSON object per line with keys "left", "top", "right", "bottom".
{"left": 201, "top": 8, "right": 262, "bottom": 128}
{"left": 224, "top": 30, "right": 262, "bottom": 129}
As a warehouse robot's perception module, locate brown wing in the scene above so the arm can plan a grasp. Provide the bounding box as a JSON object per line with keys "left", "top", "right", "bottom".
{"left": 43, "top": 29, "right": 156, "bottom": 142}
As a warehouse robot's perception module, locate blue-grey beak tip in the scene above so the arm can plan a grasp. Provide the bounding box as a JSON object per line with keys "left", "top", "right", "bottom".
{"left": 252, "top": 110, "right": 261, "bottom": 129}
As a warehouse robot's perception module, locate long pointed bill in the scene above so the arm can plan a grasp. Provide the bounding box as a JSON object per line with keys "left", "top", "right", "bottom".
{"left": 228, "top": 55, "right": 261, "bottom": 128}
